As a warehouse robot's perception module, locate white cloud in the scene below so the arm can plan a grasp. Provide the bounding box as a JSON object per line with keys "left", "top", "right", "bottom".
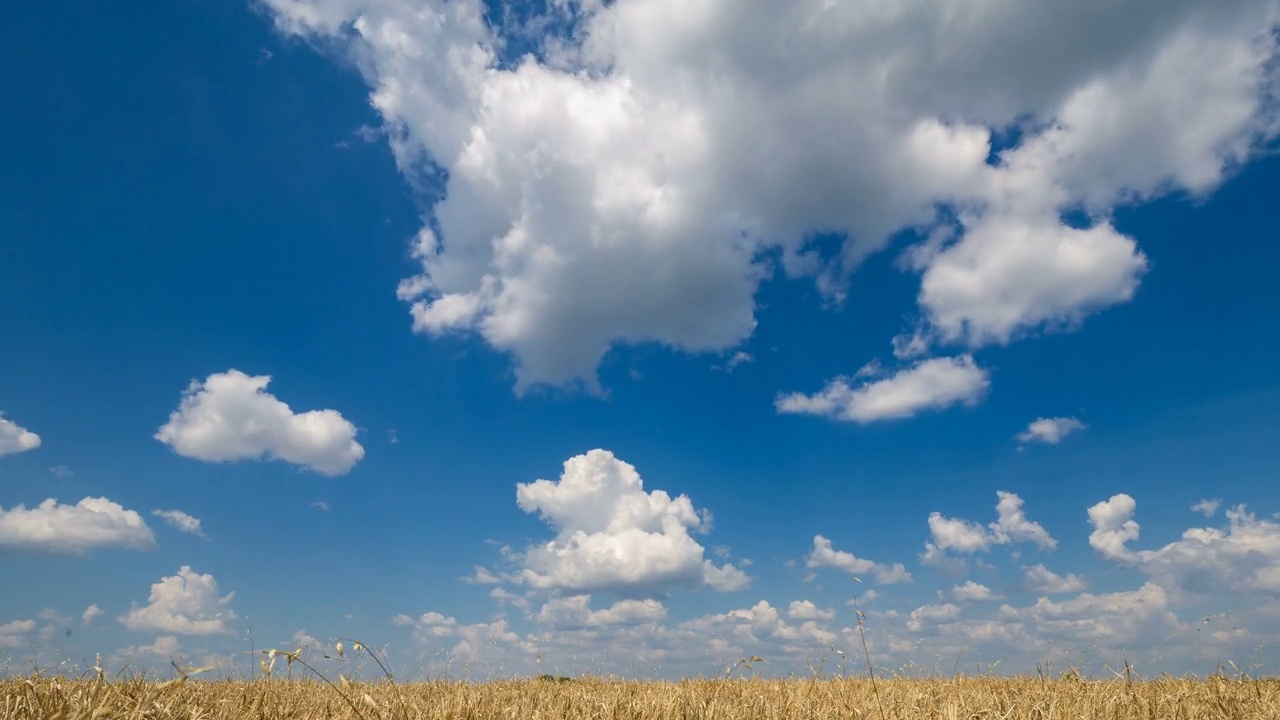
{"left": 263, "top": 0, "right": 1280, "bottom": 391}
{"left": 923, "top": 491, "right": 1055, "bottom": 567}
{"left": 714, "top": 351, "right": 754, "bottom": 372}
{"left": 919, "top": 218, "right": 1147, "bottom": 347}
{"left": 152, "top": 509, "right": 206, "bottom": 538}
{"left": 1191, "top": 499, "right": 1221, "bottom": 517}
{"left": 993, "top": 583, "right": 1183, "bottom": 648}
{"left": 120, "top": 566, "right": 237, "bottom": 635}
{"left": 926, "top": 514, "right": 992, "bottom": 555}
{"left": 1090, "top": 496, "right": 1280, "bottom": 598}
{"left": 1016, "top": 417, "right": 1087, "bottom": 445}
{"left": 948, "top": 581, "right": 999, "bottom": 603}
{"left": 81, "top": 604, "right": 103, "bottom": 627}
{"left": 989, "top": 491, "right": 1057, "bottom": 549}
{"left": 0, "top": 618, "right": 38, "bottom": 649}
{"left": 0, "top": 412, "right": 41, "bottom": 456}
{"left": 534, "top": 595, "right": 667, "bottom": 630}
{"left": 786, "top": 600, "right": 835, "bottom": 622}
{"left": 1087, "top": 493, "right": 1142, "bottom": 561}
{"left": 112, "top": 635, "right": 184, "bottom": 665}
{"left": 0, "top": 497, "right": 156, "bottom": 554}
{"left": 776, "top": 355, "right": 989, "bottom": 423}
{"left": 155, "top": 370, "right": 364, "bottom": 475}
{"left": 1019, "top": 564, "right": 1086, "bottom": 595}
{"left": 48, "top": 465, "right": 74, "bottom": 478}
{"left": 513, "top": 449, "right": 748, "bottom": 596}
{"left": 805, "top": 535, "right": 912, "bottom": 585}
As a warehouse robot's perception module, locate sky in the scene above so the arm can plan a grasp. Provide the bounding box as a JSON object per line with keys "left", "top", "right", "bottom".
{"left": 2, "top": 0, "right": 1280, "bottom": 681}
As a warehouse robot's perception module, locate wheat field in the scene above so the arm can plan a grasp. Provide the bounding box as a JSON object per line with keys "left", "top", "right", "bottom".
{"left": 4, "top": 675, "right": 1279, "bottom": 719}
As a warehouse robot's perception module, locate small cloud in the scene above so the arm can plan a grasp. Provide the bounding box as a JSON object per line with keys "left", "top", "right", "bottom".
{"left": 387, "top": 429, "right": 399, "bottom": 444}
{"left": 0, "top": 497, "right": 156, "bottom": 554}
{"left": 514, "top": 449, "right": 748, "bottom": 595}
{"left": 1191, "top": 499, "right": 1221, "bottom": 517}
{"left": 155, "top": 370, "right": 364, "bottom": 476}
{"left": 311, "top": 501, "right": 330, "bottom": 511}
{"left": 777, "top": 355, "right": 989, "bottom": 423}
{"left": 464, "top": 566, "right": 502, "bottom": 585}
{"left": 806, "top": 535, "right": 913, "bottom": 585}
{"left": 787, "top": 600, "right": 835, "bottom": 621}
{"left": 1016, "top": 417, "right": 1086, "bottom": 445}
{"left": 1019, "top": 564, "right": 1086, "bottom": 594}
{"left": 119, "top": 566, "right": 236, "bottom": 635}
{"left": 0, "top": 412, "right": 41, "bottom": 456}
{"left": 82, "top": 604, "right": 103, "bottom": 627}
{"left": 714, "top": 351, "right": 754, "bottom": 372}
{"left": 152, "top": 509, "right": 207, "bottom": 538}
{"left": 947, "top": 580, "right": 1000, "bottom": 603}
{"left": 48, "top": 466, "right": 74, "bottom": 478}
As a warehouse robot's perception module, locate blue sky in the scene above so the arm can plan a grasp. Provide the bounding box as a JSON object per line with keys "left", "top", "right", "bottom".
{"left": 2, "top": 0, "right": 1280, "bottom": 680}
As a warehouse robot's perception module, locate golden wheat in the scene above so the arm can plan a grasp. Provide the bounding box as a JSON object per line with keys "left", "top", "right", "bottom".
{"left": 3, "top": 675, "right": 1278, "bottom": 719}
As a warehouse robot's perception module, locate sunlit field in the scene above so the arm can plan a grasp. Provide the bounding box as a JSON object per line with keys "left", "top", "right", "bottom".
{"left": 5, "top": 674, "right": 1279, "bottom": 719}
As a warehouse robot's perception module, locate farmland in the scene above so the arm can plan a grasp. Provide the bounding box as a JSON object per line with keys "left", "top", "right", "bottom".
{"left": 4, "top": 675, "right": 1278, "bottom": 719}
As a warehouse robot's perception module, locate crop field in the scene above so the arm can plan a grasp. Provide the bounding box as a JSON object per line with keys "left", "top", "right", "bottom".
{"left": 3, "top": 675, "right": 1278, "bottom": 720}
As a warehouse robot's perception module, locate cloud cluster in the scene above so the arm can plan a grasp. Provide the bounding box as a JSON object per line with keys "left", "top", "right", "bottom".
{"left": 0, "top": 497, "right": 156, "bottom": 554}
{"left": 119, "top": 566, "right": 237, "bottom": 635}
{"left": 533, "top": 595, "right": 667, "bottom": 631}
{"left": 0, "top": 618, "right": 36, "bottom": 648}
{"left": 264, "top": 0, "right": 1279, "bottom": 393}
{"left": 922, "top": 491, "right": 1056, "bottom": 568}
{"left": 513, "top": 449, "right": 749, "bottom": 596}
{"left": 1088, "top": 495, "right": 1280, "bottom": 597}
{"left": 0, "top": 412, "right": 41, "bottom": 456}
{"left": 155, "top": 370, "right": 364, "bottom": 475}
{"left": 380, "top": 490, "right": 1280, "bottom": 679}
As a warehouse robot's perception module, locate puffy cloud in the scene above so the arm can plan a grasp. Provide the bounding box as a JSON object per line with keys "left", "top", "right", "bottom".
{"left": 923, "top": 491, "right": 1056, "bottom": 567}
{"left": 119, "top": 567, "right": 237, "bottom": 635}
{"left": 1091, "top": 496, "right": 1280, "bottom": 598}
{"left": 395, "top": 611, "right": 533, "bottom": 668}
{"left": 989, "top": 492, "right": 1057, "bottom": 549}
{"left": 919, "top": 218, "right": 1147, "bottom": 347}
{"left": 1087, "top": 493, "right": 1141, "bottom": 560}
{"left": 152, "top": 509, "right": 206, "bottom": 538}
{"left": 1019, "top": 564, "right": 1086, "bottom": 595}
{"left": 155, "top": 370, "right": 364, "bottom": 476}
{"left": 787, "top": 600, "right": 835, "bottom": 622}
{"left": 0, "top": 618, "right": 36, "bottom": 647}
{"left": 81, "top": 604, "right": 103, "bottom": 627}
{"left": 262, "top": 0, "right": 1280, "bottom": 392}
{"left": 925, "top": 514, "right": 992, "bottom": 555}
{"left": 948, "top": 581, "right": 1000, "bottom": 603}
{"left": 684, "top": 600, "right": 839, "bottom": 649}
{"left": 776, "top": 356, "right": 989, "bottom": 423}
{"left": 0, "top": 497, "right": 156, "bottom": 554}
{"left": 1191, "top": 499, "right": 1221, "bottom": 517}
{"left": 112, "top": 636, "right": 184, "bottom": 666}
{"left": 533, "top": 595, "right": 667, "bottom": 630}
{"left": 906, "top": 603, "right": 963, "bottom": 633}
{"left": 513, "top": 449, "right": 748, "bottom": 596}
{"left": 993, "top": 583, "right": 1183, "bottom": 648}
{"left": 0, "top": 412, "right": 41, "bottom": 456}
{"left": 1016, "top": 417, "right": 1087, "bottom": 445}
{"left": 805, "top": 535, "right": 913, "bottom": 585}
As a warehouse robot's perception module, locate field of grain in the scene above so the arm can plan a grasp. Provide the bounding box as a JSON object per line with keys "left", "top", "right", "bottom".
{"left": 3, "top": 675, "right": 1278, "bottom": 719}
